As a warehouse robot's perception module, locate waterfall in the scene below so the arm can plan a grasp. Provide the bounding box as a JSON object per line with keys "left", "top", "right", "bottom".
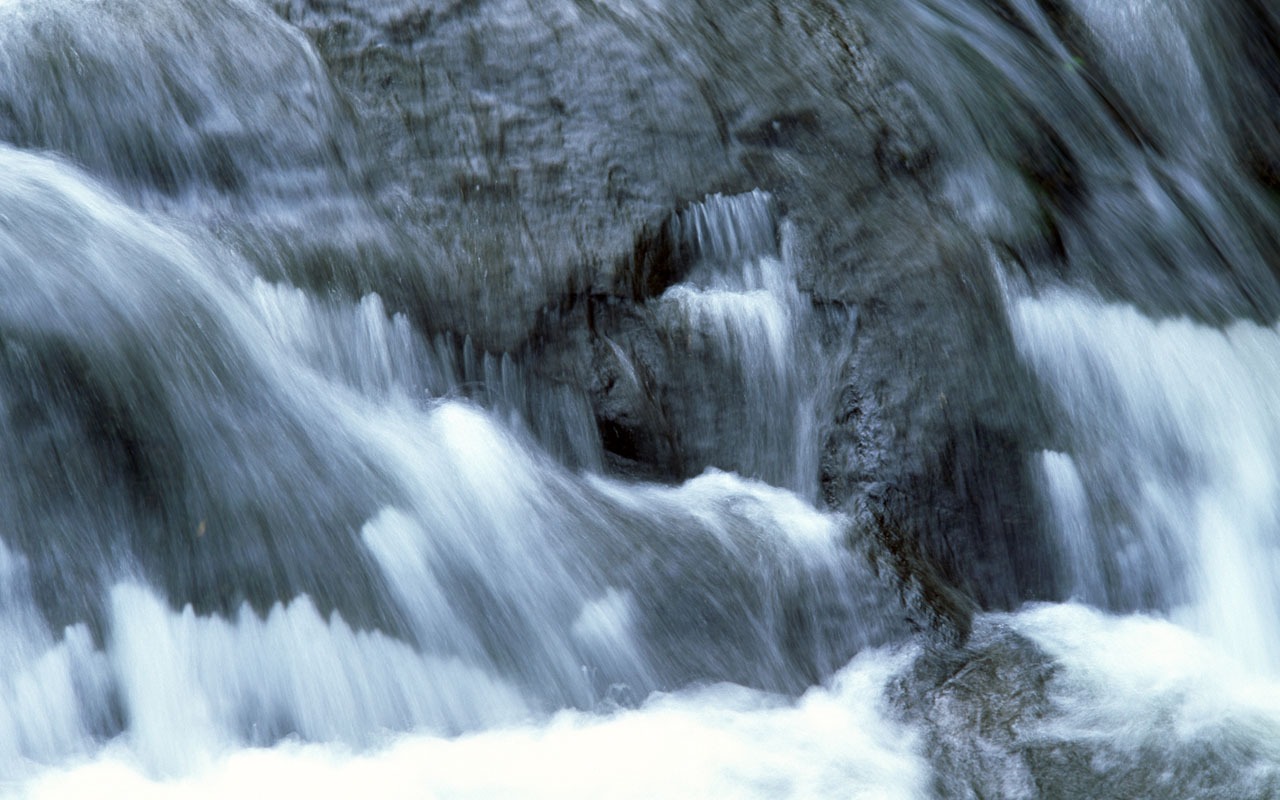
{"left": 1014, "top": 290, "right": 1280, "bottom": 671}
{"left": 4, "top": 0, "right": 1280, "bottom": 795}
{"left": 868, "top": 0, "right": 1280, "bottom": 660}
{"left": 656, "top": 190, "right": 825, "bottom": 498}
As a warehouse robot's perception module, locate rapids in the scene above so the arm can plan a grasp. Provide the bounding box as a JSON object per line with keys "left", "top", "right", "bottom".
{"left": 2, "top": 0, "right": 1279, "bottom": 796}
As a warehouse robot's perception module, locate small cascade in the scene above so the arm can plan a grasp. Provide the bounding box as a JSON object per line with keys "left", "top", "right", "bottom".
{"left": 656, "top": 191, "right": 822, "bottom": 498}
{"left": 872, "top": 0, "right": 1280, "bottom": 673}
{"left": 0, "top": 394, "right": 899, "bottom": 775}
{"left": 1012, "top": 286, "right": 1280, "bottom": 671}
{"left": 0, "top": 542, "right": 111, "bottom": 769}
{"left": 671, "top": 190, "right": 780, "bottom": 267}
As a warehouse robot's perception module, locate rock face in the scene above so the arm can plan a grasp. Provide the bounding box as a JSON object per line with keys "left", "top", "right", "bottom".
{"left": 256, "top": 0, "right": 1054, "bottom": 627}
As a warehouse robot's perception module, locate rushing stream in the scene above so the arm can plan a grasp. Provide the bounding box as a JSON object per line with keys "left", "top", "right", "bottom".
{"left": 2, "top": 0, "right": 1280, "bottom": 797}
{"left": 870, "top": 0, "right": 1280, "bottom": 667}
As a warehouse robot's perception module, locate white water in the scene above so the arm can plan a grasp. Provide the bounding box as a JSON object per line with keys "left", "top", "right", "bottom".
{"left": 1, "top": 146, "right": 1276, "bottom": 800}
{"left": 13, "top": 648, "right": 931, "bottom": 800}
{"left": 0, "top": 148, "right": 903, "bottom": 788}
{"left": 4, "top": 121, "right": 1276, "bottom": 800}
{"left": 249, "top": 281, "right": 604, "bottom": 470}
{"left": 997, "top": 604, "right": 1280, "bottom": 797}
{"left": 13, "top": 604, "right": 1280, "bottom": 799}
{"left": 1009, "top": 604, "right": 1280, "bottom": 745}
{"left": 657, "top": 191, "right": 824, "bottom": 497}
{"left": 4, "top": 0, "right": 1280, "bottom": 792}
{"left": 1013, "top": 287, "right": 1280, "bottom": 671}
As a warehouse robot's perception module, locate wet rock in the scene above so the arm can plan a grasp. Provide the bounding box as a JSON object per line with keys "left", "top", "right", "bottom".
{"left": 272, "top": 0, "right": 750, "bottom": 349}
{"left": 892, "top": 618, "right": 1280, "bottom": 799}
{"left": 890, "top": 623, "right": 1056, "bottom": 798}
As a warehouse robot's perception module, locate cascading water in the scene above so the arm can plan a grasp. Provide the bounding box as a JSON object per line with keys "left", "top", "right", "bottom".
{"left": 871, "top": 0, "right": 1280, "bottom": 644}
{"left": 861, "top": 0, "right": 1280, "bottom": 794}
{"left": 4, "top": 0, "right": 1280, "bottom": 795}
{"left": 0, "top": 143, "right": 903, "bottom": 779}
{"left": 1014, "top": 291, "right": 1280, "bottom": 671}
{"left": 657, "top": 190, "right": 825, "bottom": 498}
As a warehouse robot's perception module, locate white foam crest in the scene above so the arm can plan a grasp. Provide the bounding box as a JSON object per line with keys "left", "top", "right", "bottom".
{"left": 1006, "top": 604, "right": 1280, "bottom": 773}
{"left": 585, "top": 468, "right": 895, "bottom": 663}
{"left": 358, "top": 508, "right": 486, "bottom": 662}
{"left": 0, "top": 541, "right": 112, "bottom": 776}
{"left": 594, "top": 468, "right": 845, "bottom": 552}
{"left": 17, "top": 648, "right": 929, "bottom": 800}
{"left": 105, "top": 582, "right": 529, "bottom": 777}
{"left": 569, "top": 588, "right": 649, "bottom": 693}
{"left": 660, "top": 282, "right": 792, "bottom": 371}
{"left": 1013, "top": 288, "right": 1280, "bottom": 669}
{"left": 360, "top": 402, "right": 579, "bottom": 556}
{"left": 353, "top": 401, "right": 608, "bottom": 704}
